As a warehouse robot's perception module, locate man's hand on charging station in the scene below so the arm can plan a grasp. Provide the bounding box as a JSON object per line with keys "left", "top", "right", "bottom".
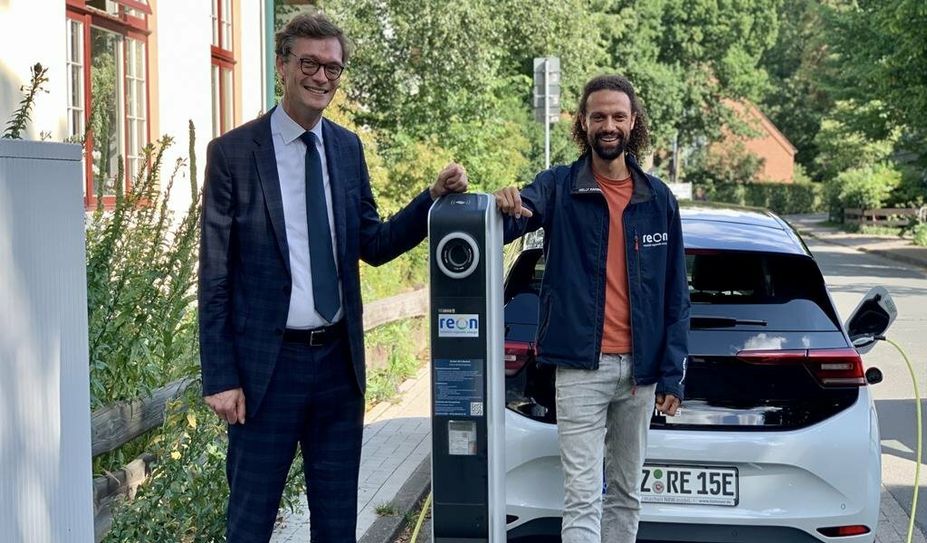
{"left": 430, "top": 163, "right": 469, "bottom": 200}
{"left": 494, "top": 186, "right": 534, "bottom": 219}
{"left": 656, "top": 393, "right": 681, "bottom": 416}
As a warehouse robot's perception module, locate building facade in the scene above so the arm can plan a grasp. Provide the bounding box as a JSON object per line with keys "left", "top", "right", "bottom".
{"left": 0, "top": 0, "right": 277, "bottom": 211}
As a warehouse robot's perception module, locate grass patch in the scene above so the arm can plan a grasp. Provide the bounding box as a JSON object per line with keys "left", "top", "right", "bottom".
{"left": 375, "top": 502, "right": 399, "bottom": 516}
{"left": 365, "top": 318, "right": 427, "bottom": 409}
{"left": 858, "top": 225, "right": 904, "bottom": 236}
{"left": 914, "top": 223, "right": 927, "bottom": 247}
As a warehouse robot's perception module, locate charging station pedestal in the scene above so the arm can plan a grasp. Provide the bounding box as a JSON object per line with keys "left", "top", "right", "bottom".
{"left": 428, "top": 193, "right": 505, "bottom": 542}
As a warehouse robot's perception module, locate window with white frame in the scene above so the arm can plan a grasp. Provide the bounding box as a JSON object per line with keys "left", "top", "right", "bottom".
{"left": 66, "top": 19, "right": 86, "bottom": 141}
{"left": 67, "top": 0, "right": 150, "bottom": 208}
{"left": 211, "top": 0, "right": 235, "bottom": 137}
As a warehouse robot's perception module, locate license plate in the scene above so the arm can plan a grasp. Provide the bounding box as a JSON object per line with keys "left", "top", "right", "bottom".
{"left": 640, "top": 464, "right": 739, "bottom": 506}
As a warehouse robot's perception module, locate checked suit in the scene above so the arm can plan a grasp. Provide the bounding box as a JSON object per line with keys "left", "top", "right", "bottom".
{"left": 198, "top": 107, "right": 434, "bottom": 542}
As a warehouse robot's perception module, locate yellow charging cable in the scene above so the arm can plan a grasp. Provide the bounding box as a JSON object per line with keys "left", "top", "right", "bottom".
{"left": 883, "top": 338, "right": 922, "bottom": 543}
{"left": 410, "top": 491, "right": 432, "bottom": 543}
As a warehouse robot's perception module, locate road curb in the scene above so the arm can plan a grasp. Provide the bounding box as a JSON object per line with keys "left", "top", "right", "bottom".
{"left": 359, "top": 454, "right": 431, "bottom": 543}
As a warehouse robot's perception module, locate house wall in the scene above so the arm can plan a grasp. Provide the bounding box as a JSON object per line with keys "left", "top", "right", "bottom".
{"left": 0, "top": 0, "right": 69, "bottom": 141}
{"left": 239, "top": 0, "right": 268, "bottom": 124}
{"left": 0, "top": 0, "right": 269, "bottom": 213}
{"left": 714, "top": 100, "right": 797, "bottom": 184}
{"left": 741, "top": 106, "right": 796, "bottom": 184}
{"left": 154, "top": 0, "right": 214, "bottom": 213}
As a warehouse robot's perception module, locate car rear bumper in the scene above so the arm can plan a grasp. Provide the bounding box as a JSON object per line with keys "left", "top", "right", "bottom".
{"left": 505, "top": 388, "right": 881, "bottom": 543}
{"left": 507, "top": 517, "right": 874, "bottom": 543}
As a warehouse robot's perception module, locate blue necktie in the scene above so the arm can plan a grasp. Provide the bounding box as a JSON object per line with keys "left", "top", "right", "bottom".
{"left": 299, "top": 131, "right": 340, "bottom": 322}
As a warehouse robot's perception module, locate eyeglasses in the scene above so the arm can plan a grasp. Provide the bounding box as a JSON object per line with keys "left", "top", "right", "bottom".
{"left": 288, "top": 54, "right": 345, "bottom": 80}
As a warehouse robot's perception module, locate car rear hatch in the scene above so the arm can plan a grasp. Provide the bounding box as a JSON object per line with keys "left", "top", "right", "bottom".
{"left": 503, "top": 248, "right": 867, "bottom": 431}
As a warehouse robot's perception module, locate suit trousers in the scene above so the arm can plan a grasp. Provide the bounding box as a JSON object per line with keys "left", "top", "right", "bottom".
{"left": 225, "top": 331, "right": 364, "bottom": 543}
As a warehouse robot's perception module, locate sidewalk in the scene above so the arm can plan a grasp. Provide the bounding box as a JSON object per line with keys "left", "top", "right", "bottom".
{"left": 784, "top": 213, "right": 927, "bottom": 271}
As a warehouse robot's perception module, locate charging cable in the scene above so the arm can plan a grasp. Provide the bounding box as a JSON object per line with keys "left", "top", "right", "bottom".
{"left": 878, "top": 336, "right": 922, "bottom": 543}
{"left": 410, "top": 491, "right": 432, "bottom": 543}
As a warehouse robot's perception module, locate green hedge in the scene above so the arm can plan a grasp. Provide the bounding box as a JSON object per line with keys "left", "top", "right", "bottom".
{"left": 699, "top": 182, "right": 824, "bottom": 215}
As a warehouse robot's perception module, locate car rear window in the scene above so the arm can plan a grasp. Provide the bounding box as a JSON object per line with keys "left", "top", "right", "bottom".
{"left": 687, "top": 250, "right": 841, "bottom": 330}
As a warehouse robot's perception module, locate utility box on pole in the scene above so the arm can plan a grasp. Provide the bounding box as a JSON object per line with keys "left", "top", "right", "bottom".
{"left": 0, "top": 140, "right": 94, "bottom": 543}
{"left": 534, "top": 56, "right": 561, "bottom": 170}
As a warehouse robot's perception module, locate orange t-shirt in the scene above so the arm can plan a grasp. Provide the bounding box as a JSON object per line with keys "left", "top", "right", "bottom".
{"left": 594, "top": 169, "right": 633, "bottom": 354}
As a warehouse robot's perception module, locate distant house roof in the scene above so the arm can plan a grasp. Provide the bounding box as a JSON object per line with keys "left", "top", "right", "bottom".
{"left": 745, "top": 102, "right": 796, "bottom": 157}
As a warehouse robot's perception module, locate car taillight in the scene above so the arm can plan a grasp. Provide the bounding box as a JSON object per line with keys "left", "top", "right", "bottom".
{"left": 504, "top": 340, "right": 535, "bottom": 376}
{"left": 736, "top": 348, "right": 866, "bottom": 387}
{"left": 817, "top": 525, "right": 870, "bottom": 537}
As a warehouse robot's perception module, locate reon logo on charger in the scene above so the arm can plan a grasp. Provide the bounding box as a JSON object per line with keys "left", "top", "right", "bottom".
{"left": 438, "top": 314, "right": 480, "bottom": 337}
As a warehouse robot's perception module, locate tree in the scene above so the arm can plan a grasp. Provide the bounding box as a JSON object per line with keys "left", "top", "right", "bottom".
{"left": 596, "top": 0, "right": 783, "bottom": 150}
{"left": 825, "top": 0, "right": 927, "bottom": 162}
{"left": 759, "top": 0, "right": 835, "bottom": 179}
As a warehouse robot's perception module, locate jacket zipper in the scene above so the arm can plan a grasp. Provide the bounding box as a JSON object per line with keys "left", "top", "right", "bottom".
{"left": 624, "top": 213, "right": 638, "bottom": 386}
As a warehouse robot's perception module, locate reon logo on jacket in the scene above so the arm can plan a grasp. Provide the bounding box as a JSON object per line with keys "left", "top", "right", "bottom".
{"left": 641, "top": 231, "right": 669, "bottom": 248}
{"left": 438, "top": 314, "right": 480, "bottom": 338}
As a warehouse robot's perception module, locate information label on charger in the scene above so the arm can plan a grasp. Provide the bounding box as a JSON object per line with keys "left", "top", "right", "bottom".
{"left": 434, "top": 358, "right": 484, "bottom": 417}
{"left": 448, "top": 420, "right": 478, "bottom": 456}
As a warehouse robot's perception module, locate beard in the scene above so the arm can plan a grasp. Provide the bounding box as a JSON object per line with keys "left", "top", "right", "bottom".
{"left": 589, "top": 130, "right": 628, "bottom": 161}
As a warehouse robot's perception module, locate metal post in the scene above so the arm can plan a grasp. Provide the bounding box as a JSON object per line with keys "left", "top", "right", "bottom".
{"left": 544, "top": 59, "right": 551, "bottom": 170}
{"left": 264, "top": 0, "right": 276, "bottom": 111}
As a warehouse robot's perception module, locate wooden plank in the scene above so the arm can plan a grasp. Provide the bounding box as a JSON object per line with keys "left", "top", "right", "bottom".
{"left": 92, "top": 454, "right": 154, "bottom": 542}
{"left": 362, "top": 289, "right": 427, "bottom": 331}
{"left": 871, "top": 208, "right": 919, "bottom": 216}
{"left": 844, "top": 208, "right": 863, "bottom": 224}
{"left": 90, "top": 379, "right": 192, "bottom": 457}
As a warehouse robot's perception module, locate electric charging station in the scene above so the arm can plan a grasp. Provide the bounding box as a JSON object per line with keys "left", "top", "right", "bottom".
{"left": 428, "top": 193, "right": 506, "bottom": 542}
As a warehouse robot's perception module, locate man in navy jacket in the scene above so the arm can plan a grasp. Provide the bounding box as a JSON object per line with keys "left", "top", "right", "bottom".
{"left": 495, "top": 74, "right": 690, "bottom": 543}
{"left": 198, "top": 13, "right": 467, "bottom": 542}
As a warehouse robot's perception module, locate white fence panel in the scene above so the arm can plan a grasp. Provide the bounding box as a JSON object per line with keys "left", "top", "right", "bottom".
{"left": 0, "top": 140, "right": 93, "bottom": 543}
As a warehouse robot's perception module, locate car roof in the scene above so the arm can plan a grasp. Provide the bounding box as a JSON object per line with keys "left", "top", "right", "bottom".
{"left": 680, "top": 202, "right": 809, "bottom": 256}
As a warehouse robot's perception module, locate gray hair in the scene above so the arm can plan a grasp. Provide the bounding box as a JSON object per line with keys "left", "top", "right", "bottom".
{"left": 274, "top": 12, "right": 352, "bottom": 64}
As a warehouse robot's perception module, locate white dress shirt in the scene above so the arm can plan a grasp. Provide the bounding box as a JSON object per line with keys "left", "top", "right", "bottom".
{"left": 271, "top": 105, "right": 343, "bottom": 329}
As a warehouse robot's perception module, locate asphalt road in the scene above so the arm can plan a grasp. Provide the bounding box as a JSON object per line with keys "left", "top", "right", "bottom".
{"left": 806, "top": 237, "right": 927, "bottom": 536}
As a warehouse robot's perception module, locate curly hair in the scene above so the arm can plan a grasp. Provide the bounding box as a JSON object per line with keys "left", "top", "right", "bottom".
{"left": 571, "top": 74, "right": 651, "bottom": 158}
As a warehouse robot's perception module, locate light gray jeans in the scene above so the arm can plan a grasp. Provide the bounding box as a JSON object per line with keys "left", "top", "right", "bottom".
{"left": 556, "top": 353, "right": 656, "bottom": 543}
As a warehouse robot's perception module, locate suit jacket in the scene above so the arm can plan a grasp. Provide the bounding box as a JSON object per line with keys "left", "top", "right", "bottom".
{"left": 198, "top": 108, "right": 433, "bottom": 416}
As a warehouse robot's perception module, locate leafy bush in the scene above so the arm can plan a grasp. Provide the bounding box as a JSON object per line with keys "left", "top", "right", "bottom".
{"left": 892, "top": 165, "right": 927, "bottom": 208}
{"left": 914, "top": 223, "right": 927, "bottom": 247}
{"left": 105, "top": 383, "right": 305, "bottom": 542}
{"left": 685, "top": 143, "right": 764, "bottom": 186}
{"left": 698, "top": 181, "right": 823, "bottom": 214}
{"left": 823, "top": 163, "right": 901, "bottom": 221}
{"left": 812, "top": 100, "right": 896, "bottom": 182}
{"left": 365, "top": 319, "right": 424, "bottom": 408}
{"left": 2, "top": 62, "right": 48, "bottom": 139}
{"left": 86, "top": 124, "right": 202, "bottom": 410}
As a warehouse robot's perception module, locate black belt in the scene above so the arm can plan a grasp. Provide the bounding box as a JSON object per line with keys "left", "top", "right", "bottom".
{"left": 283, "top": 320, "right": 346, "bottom": 346}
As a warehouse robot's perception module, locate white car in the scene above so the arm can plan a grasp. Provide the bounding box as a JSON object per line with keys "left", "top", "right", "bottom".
{"left": 502, "top": 205, "right": 890, "bottom": 542}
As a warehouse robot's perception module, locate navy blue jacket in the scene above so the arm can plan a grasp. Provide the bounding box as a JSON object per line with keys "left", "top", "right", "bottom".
{"left": 198, "top": 109, "right": 433, "bottom": 416}
{"left": 503, "top": 154, "right": 690, "bottom": 400}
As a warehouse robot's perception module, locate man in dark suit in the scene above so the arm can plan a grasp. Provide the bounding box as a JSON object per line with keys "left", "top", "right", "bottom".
{"left": 198, "top": 12, "right": 467, "bottom": 543}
